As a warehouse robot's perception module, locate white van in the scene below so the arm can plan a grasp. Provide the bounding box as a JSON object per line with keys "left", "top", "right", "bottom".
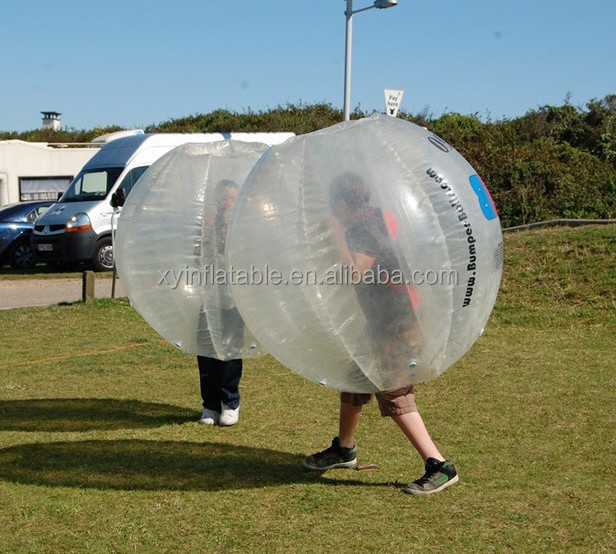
{"left": 31, "top": 132, "right": 293, "bottom": 270}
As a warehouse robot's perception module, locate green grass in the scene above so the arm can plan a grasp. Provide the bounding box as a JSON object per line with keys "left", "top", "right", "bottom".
{"left": 0, "top": 226, "right": 614, "bottom": 553}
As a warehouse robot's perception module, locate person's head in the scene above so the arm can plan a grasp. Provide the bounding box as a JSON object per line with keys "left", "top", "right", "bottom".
{"left": 215, "top": 179, "right": 239, "bottom": 213}
{"left": 329, "top": 172, "right": 370, "bottom": 222}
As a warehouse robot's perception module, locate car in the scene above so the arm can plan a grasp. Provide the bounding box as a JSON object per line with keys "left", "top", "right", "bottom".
{"left": 0, "top": 201, "right": 54, "bottom": 269}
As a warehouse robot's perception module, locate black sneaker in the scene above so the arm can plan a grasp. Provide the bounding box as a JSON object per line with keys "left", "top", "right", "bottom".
{"left": 303, "top": 437, "right": 358, "bottom": 471}
{"left": 404, "top": 457, "right": 459, "bottom": 495}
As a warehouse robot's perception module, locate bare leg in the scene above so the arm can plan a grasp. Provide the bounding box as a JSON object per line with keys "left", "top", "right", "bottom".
{"left": 392, "top": 411, "right": 443, "bottom": 462}
{"left": 338, "top": 402, "right": 362, "bottom": 448}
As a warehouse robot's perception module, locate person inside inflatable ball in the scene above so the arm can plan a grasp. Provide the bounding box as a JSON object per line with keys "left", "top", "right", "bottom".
{"left": 304, "top": 172, "right": 459, "bottom": 496}
{"left": 197, "top": 179, "right": 244, "bottom": 427}
{"left": 329, "top": 172, "right": 422, "bottom": 372}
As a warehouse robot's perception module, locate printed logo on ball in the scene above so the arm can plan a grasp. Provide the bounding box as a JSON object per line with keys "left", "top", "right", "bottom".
{"left": 468, "top": 174, "right": 498, "bottom": 220}
{"left": 428, "top": 135, "right": 450, "bottom": 153}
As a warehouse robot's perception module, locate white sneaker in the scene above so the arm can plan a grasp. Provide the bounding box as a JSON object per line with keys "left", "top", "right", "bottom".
{"left": 199, "top": 408, "right": 220, "bottom": 425}
{"left": 219, "top": 404, "right": 239, "bottom": 426}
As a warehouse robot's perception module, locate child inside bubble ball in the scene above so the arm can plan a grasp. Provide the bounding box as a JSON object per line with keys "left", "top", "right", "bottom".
{"left": 303, "top": 172, "right": 459, "bottom": 495}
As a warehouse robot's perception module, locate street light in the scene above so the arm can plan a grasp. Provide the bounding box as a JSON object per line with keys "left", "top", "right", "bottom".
{"left": 343, "top": 0, "right": 398, "bottom": 121}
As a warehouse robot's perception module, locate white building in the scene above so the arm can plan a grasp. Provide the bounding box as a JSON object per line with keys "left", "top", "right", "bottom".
{"left": 0, "top": 140, "right": 100, "bottom": 206}
{"left": 0, "top": 128, "right": 151, "bottom": 207}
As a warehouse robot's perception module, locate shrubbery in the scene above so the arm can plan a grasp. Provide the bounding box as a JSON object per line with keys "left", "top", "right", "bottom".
{"left": 2, "top": 97, "right": 614, "bottom": 227}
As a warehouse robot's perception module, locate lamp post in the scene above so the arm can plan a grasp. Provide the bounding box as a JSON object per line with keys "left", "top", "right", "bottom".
{"left": 343, "top": 0, "right": 398, "bottom": 121}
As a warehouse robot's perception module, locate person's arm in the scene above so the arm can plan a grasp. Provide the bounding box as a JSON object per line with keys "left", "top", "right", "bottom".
{"left": 330, "top": 218, "right": 376, "bottom": 276}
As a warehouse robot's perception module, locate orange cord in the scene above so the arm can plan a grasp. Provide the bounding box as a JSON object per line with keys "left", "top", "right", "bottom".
{"left": 0, "top": 339, "right": 167, "bottom": 369}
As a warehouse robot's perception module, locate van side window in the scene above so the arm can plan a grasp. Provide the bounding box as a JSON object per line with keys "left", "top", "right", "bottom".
{"left": 117, "top": 166, "right": 149, "bottom": 199}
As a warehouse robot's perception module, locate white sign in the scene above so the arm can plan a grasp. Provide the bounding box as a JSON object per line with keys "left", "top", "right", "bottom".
{"left": 384, "top": 89, "right": 404, "bottom": 117}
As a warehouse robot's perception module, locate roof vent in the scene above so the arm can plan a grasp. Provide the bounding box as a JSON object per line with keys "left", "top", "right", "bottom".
{"left": 91, "top": 129, "right": 145, "bottom": 145}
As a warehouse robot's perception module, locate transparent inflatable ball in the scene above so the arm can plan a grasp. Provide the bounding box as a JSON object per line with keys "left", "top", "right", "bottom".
{"left": 115, "top": 140, "right": 267, "bottom": 360}
{"left": 227, "top": 115, "right": 503, "bottom": 392}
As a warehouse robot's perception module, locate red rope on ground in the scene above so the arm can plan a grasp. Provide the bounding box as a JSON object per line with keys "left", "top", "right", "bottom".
{"left": 0, "top": 339, "right": 167, "bottom": 369}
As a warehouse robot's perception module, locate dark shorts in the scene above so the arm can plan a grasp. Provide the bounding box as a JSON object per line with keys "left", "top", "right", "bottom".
{"left": 340, "top": 385, "right": 417, "bottom": 417}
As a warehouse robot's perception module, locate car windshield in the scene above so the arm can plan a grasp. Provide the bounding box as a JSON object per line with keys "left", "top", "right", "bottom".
{"left": 60, "top": 167, "right": 124, "bottom": 202}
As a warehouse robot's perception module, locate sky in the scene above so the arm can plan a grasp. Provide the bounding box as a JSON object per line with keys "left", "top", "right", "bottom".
{"left": 1, "top": 0, "right": 615, "bottom": 132}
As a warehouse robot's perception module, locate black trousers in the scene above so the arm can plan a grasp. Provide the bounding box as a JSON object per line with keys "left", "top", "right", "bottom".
{"left": 197, "top": 356, "right": 243, "bottom": 411}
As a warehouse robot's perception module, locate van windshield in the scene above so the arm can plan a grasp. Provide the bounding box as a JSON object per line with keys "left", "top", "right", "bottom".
{"left": 60, "top": 167, "right": 124, "bottom": 202}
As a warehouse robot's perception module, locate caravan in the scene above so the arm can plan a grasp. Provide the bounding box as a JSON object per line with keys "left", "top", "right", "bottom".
{"left": 31, "top": 132, "right": 293, "bottom": 270}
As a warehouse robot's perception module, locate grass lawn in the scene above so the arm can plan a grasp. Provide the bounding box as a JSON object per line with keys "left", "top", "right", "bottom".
{"left": 0, "top": 225, "right": 614, "bottom": 553}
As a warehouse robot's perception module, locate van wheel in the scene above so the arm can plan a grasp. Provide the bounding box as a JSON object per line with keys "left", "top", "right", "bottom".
{"left": 92, "top": 238, "right": 114, "bottom": 271}
{"left": 9, "top": 241, "right": 36, "bottom": 269}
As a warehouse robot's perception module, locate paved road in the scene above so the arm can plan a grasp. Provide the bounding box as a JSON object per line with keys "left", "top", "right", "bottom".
{"left": 0, "top": 277, "right": 125, "bottom": 310}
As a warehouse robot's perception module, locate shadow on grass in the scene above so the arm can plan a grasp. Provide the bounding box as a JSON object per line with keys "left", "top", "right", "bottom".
{"left": 0, "top": 439, "right": 387, "bottom": 491}
{"left": 0, "top": 398, "right": 194, "bottom": 432}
